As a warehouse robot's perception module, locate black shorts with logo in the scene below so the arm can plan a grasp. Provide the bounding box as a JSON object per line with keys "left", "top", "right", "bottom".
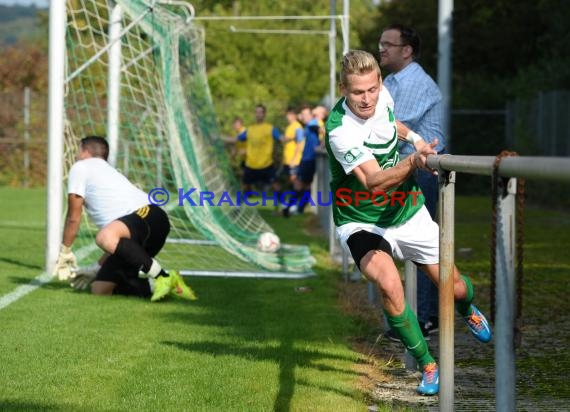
{"left": 117, "top": 205, "right": 170, "bottom": 257}
{"left": 95, "top": 205, "right": 170, "bottom": 296}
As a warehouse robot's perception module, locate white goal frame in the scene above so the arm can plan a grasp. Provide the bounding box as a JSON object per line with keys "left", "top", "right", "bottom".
{"left": 46, "top": 0, "right": 197, "bottom": 273}
{"left": 45, "top": 1, "right": 324, "bottom": 278}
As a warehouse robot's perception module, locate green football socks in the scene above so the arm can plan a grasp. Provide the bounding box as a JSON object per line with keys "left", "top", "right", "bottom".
{"left": 455, "top": 274, "right": 474, "bottom": 317}
{"left": 385, "top": 303, "right": 435, "bottom": 368}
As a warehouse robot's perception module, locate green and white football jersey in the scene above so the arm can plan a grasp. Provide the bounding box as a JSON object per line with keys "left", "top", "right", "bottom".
{"left": 325, "top": 87, "right": 424, "bottom": 228}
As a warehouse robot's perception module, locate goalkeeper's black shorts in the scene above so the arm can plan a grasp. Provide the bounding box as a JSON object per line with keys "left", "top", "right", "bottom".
{"left": 96, "top": 205, "right": 170, "bottom": 297}
{"left": 117, "top": 204, "right": 170, "bottom": 257}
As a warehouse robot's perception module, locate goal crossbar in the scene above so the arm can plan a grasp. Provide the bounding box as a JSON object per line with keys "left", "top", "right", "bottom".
{"left": 47, "top": 0, "right": 316, "bottom": 280}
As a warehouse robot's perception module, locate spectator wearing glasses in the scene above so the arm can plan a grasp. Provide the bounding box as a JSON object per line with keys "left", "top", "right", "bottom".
{"left": 379, "top": 24, "right": 446, "bottom": 340}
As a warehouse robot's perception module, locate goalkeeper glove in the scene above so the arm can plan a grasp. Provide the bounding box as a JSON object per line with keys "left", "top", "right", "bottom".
{"left": 70, "top": 262, "right": 101, "bottom": 290}
{"left": 53, "top": 244, "right": 78, "bottom": 281}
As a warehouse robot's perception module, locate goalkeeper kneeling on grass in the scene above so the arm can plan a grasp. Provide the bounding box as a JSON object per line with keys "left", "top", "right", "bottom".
{"left": 52, "top": 135, "right": 197, "bottom": 302}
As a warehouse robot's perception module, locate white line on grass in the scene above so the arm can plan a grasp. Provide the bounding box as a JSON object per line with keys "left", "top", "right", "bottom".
{"left": 0, "top": 272, "right": 53, "bottom": 310}
{"left": 0, "top": 244, "right": 99, "bottom": 311}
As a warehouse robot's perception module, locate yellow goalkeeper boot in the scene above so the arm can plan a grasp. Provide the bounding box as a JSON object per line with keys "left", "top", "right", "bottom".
{"left": 169, "top": 270, "right": 198, "bottom": 301}
{"left": 150, "top": 274, "right": 173, "bottom": 302}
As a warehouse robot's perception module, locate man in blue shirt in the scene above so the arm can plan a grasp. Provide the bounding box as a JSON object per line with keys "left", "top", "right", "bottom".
{"left": 380, "top": 24, "right": 445, "bottom": 338}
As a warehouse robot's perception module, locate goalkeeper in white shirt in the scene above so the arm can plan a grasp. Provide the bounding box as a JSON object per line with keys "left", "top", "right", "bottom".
{"left": 53, "top": 136, "right": 196, "bottom": 302}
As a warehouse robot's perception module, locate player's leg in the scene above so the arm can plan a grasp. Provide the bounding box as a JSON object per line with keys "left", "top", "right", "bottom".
{"left": 420, "top": 263, "right": 492, "bottom": 343}
{"left": 346, "top": 230, "right": 438, "bottom": 395}
{"left": 244, "top": 166, "right": 270, "bottom": 196}
{"left": 288, "top": 165, "right": 298, "bottom": 185}
{"left": 417, "top": 271, "right": 439, "bottom": 331}
{"left": 420, "top": 263, "right": 468, "bottom": 299}
{"left": 403, "top": 207, "right": 492, "bottom": 342}
{"left": 266, "top": 165, "right": 282, "bottom": 211}
{"left": 283, "top": 161, "right": 312, "bottom": 216}
{"left": 296, "top": 160, "right": 316, "bottom": 214}
{"left": 91, "top": 254, "right": 150, "bottom": 298}
{"left": 91, "top": 281, "right": 115, "bottom": 295}
{"left": 95, "top": 218, "right": 167, "bottom": 278}
{"left": 114, "top": 277, "right": 152, "bottom": 298}
{"left": 282, "top": 176, "right": 302, "bottom": 217}
{"left": 95, "top": 219, "right": 130, "bottom": 253}
{"left": 95, "top": 206, "right": 169, "bottom": 279}
{"left": 143, "top": 206, "right": 197, "bottom": 301}
{"left": 355, "top": 247, "right": 434, "bottom": 364}
{"left": 276, "top": 165, "right": 291, "bottom": 213}
{"left": 241, "top": 166, "right": 254, "bottom": 193}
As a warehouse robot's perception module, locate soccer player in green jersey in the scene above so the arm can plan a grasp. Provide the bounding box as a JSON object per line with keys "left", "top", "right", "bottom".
{"left": 325, "top": 50, "right": 492, "bottom": 396}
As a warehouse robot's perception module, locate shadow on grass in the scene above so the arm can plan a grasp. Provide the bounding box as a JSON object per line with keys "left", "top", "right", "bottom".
{"left": 0, "top": 257, "right": 42, "bottom": 270}
{"left": 0, "top": 224, "right": 44, "bottom": 232}
{"left": 0, "top": 400, "right": 63, "bottom": 411}
{"left": 159, "top": 267, "right": 360, "bottom": 411}
{"left": 7, "top": 276, "right": 69, "bottom": 291}
{"left": 164, "top": 338, "right": 358, "bottom": 410}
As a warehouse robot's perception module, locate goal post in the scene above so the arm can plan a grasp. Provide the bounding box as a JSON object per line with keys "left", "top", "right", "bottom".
{"left": 106, "top": 2, "right": 122, "bottom": 167}
{"left": 45, "top": 0, "right": 66, "bottom": 274}
{"left": 47, "top": 0, "right": 315, "bottom": 278}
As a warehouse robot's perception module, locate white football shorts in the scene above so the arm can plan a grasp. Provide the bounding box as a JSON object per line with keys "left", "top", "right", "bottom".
{"left": 336, "top": 206, "right": 439, "bottom": 265}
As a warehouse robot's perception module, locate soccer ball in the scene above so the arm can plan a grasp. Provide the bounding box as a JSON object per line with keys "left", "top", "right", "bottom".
{"left": 257, "top": 232, "right": 281, "bottom": 253}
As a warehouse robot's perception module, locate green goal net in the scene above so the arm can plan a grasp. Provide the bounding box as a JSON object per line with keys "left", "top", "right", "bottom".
{"left": 62, "top": 0, "right": 315, "bottom": 277}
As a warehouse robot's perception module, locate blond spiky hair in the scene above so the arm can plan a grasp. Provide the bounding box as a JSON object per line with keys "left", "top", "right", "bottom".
{"left": 340, "top": 50, "right": 381, "bottom": 87}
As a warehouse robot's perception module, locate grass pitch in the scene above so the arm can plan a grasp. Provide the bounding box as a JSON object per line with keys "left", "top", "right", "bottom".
{"left": 1, "top": 186, "right": 568, "bottom": 411}
{"left": 0, "top": 187, "right": 364, "bottom": 411}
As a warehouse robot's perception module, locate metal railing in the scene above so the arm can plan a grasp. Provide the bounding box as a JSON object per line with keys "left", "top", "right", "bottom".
{"left": 429, "top": 154, "right": 570, "bottom": 411}
{"left": 315, "top": 151, "right": 570, "bottom": 411}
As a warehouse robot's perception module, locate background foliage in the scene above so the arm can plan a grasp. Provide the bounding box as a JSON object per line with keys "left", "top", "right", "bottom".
{"left": 358, "top": 0, "right": 570, "bottom": 106}
{"left": 196, "top": 0, "right": 377, "bottom": 131}
{"left": 0, "top": 1, "right": 569, "bottom": 187}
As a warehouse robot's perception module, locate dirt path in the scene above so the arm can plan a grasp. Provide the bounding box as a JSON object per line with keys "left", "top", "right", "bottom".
{"left": 340, "top": 280, "right": 570, "bottom": 411}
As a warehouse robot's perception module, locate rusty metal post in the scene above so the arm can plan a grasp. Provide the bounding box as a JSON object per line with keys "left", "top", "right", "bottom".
{"left": 495, "top": 177, "right": 517, "bottom": 411}
{"left": 404, "top": 260, "right": 418, "bottom": 370}
{"left": 438, "top": 170, "right": 456, "bottom": 412}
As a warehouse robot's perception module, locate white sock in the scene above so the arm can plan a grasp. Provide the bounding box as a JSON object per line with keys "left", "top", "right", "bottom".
{"left": 147, "top": 277, "right": 155, "bottom": 292}
{"left": 147, "top": 259, "right": 162, "bottom": 278}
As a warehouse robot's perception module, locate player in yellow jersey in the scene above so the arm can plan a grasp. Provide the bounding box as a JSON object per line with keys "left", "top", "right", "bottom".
{"left": 280, "top": 107, "right": 304, "bottom": 186}
{"left": 236, "top": 104, "right": 282, "bottom": 193}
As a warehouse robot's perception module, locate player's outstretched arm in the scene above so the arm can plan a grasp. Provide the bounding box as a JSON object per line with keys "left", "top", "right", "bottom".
{"left": 396, "top": 120, "right": 422, "bottom": 144}
{"left": 62, "top": 194, "right": 84, "bottom": 247}
{"left": 395, "top": 120, "right": 438, "bottom": 173}
{"left": 413, "top": 139, "right": 438, "bottom": 175}
{"left": 396, "top": 120, "right": 430, "bottom": 149}
{"left": 353, "top": 156, "right": 420, "bottom": 193}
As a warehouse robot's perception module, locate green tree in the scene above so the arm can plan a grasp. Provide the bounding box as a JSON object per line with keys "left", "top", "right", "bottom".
{"left": 357, "top": 0, "right": 438, "bottom": 78}
{"left": 358, "top": 0, "right": 570, "bottom": 107}
{"left": 355, "top": 0, "right": 570, "bottom": 162}
{"left": 199, "top": 0, "right": 371, "bottom": 132}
